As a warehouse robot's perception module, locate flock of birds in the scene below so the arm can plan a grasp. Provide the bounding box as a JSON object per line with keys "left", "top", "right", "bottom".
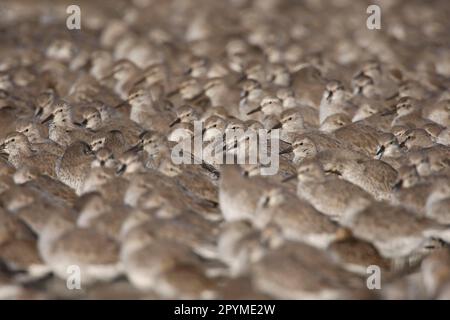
{"left": 0, "top": 0, "right": 450, "bottom": 299}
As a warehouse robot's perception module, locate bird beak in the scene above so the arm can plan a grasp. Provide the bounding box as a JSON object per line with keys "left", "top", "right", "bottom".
{"left": 116, "top": 164, "right": 126, "bottom": 176}
{"left": 271, "top": 122, "right": 282, "bottom": 130}
{"left": 202, "top": 163, "right": 220, "bottom": 179}
{"left": 84, "top": 147, "right": 94, "bottom": 156}
{"left": 169, "top": 117, "right": 181, "bottom": 127}
{"left": 41, "top": 114, "right": 54, "bottom": 124}
{"left": 0, "top": 143, "right": 5, "bottom": 151}
{"left": 166, "top": 88, "right": 179, "bottom": 97}
{"left": 74, "top": 119, "right": 87, "bottom": 127}
{"left": 385, "top": 92, "right": 399, "bottom": 101}
{"left": 267, "top": 74, "right": 275, "bottom": 83}
{"left": 326, "top": 90, "right": 333, "bottom": 101}
{"left": 246, "top": 106, "right": 262, "bottom": 115}
{"left": 100, "top": 71, "right": 115, "bottom": 81}
{"left": 399, "top": 137, "right": 409, "bottom": 148}
{"left": 381, "top": 108, "right": 396, "bottom": 116}
{"left": 237, "top": 74, "right": 247, "bottom": 84}
{"left": 282, "top": 174, "right": 296, "bottom": 183}
{"left": 113, "top": 99, "right": 130, "bottom": 109}
{"left": 138, "top": 131, "right": 148, "bottom": 139}
{"left": 324, "top": 169, "right": 342, "bottom": 176}
{"left": 354, "top": 86, "right": 363, "bottom": 95}
{"left": 279, "top": 146, "right": 293, "bottom": 155}
{"left": 184, "top": 67, "right": 192, "bottom": 76}
{"left": 393, "top": 179, "right": 403, "bottom": 191}
{"left": 354, "top": 71, "right": 364, "bottom": 78}
{"left": 34, "top": 107, "right": 43, "bottom": 118}
{"left": 375, "top": 145, "right": 385, "bottom": 158}
{"left": 133, "top": 76, "right": 146, "bottom": 87}
{"left": 0, "top": 151, "right": 7, "bottom": 160}
{"left": 127, "top": 142, "right": 143, "bottom": 153}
